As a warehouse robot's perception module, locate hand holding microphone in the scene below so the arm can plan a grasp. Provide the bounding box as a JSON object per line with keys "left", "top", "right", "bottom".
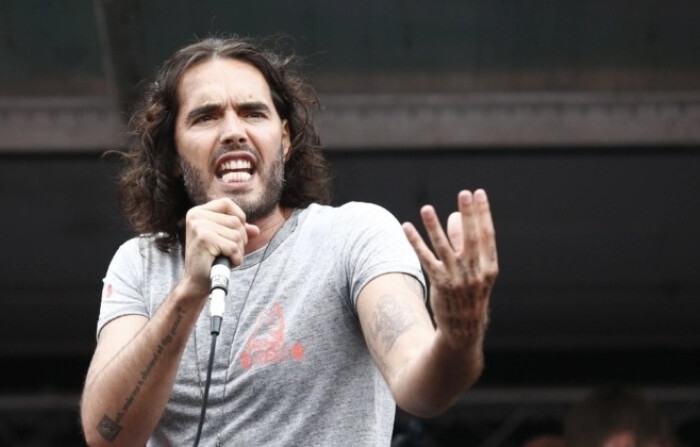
{"left": 182, "top": 198, "right": 254, "bottom": 290}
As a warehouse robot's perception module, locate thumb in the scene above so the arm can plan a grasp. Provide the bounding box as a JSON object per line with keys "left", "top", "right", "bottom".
{"left": 446, "top": 212, "right": 462, "bottom": 250}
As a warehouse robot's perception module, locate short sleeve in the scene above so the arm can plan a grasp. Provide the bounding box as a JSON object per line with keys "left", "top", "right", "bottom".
{"left": 96, "top": 238, "right": 150, "bottom": 339}
{"left": 336, "top": 202, "right": 426, "bottom": 308}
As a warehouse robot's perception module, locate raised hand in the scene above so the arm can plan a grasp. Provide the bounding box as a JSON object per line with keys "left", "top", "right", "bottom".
{"left": 403, "top": 189, "right": 498, "bottom": 349}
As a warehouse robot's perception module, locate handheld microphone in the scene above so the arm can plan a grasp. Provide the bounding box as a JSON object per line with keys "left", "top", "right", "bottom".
{"left": 209, "top": 255, "right": 231, "bottom": 335}
{"left": 194, "top": 255, "right": 231, "bottom": 447}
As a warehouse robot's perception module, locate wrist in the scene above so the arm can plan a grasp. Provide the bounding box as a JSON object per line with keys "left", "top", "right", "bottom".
{"left": 172, "top": 276, "right": 210, "bottom": 311}
{"left": 434, "top": 326, "right": 484, "bottom": 367}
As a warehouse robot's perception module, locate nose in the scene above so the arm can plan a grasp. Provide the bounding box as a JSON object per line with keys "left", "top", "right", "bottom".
{"left": 219, "top": 111, "right": 247, "bottom": 146}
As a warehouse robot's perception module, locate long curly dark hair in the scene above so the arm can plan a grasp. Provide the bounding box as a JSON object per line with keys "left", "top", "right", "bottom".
{"left": 114, "top": 35, "right": 333, "bottom": 252}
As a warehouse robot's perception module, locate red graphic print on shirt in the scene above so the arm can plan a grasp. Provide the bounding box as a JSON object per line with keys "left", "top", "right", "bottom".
{"left": 104, "top": 283, "right": 113, "bottom": 299}
{"left": 240, "top": 302, "right": 304, "bottom": 370}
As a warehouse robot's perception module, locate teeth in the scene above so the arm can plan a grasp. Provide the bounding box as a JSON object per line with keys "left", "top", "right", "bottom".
{"left": 219, "top": 160, "right": 252, "bottom": 171}
{"left": 217, "top": 159, "right": 254, "bottom": 183}
{"left": 222, "top": 171, "right": 252, "bottom": 183}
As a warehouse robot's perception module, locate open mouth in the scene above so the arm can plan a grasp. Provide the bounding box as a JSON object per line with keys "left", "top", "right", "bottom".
{"left": 216, "top": 157, "right": 255, "bottom": 183}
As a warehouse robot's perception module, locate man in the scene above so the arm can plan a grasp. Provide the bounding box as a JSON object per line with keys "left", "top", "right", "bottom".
{"left": 564, "top": 385, "right": 676, "bottom": 447}
{"left": 80, "top": 35, "right": 498, "bottom": 446}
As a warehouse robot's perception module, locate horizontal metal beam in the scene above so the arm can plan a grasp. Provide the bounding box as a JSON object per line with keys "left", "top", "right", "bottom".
{"left": 0, "top": 393, "right": 79, "bottom": 411}
{"left": 2, "top": 92, "right": 700, "bottom": 151}
{"left": 316, "top": 92, "right": 700, "bottom": 148}
{"left": 2, "top": 386, "right": 699, "bottom": 412}
{"left": 457, "top": 386, "right": 700, "bottom": 406}
{"left": 0, "top": 96, "right": 125, "bottom": 151}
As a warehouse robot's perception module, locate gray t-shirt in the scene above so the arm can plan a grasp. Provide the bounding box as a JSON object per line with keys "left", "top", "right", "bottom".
{"left": 98, "top": 202, "right": 426, "bottom": 446}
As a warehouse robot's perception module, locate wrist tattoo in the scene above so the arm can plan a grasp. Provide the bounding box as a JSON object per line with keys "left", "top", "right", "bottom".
{"left": 97, "top": 306, "right": 186, "bottom": 441}
{"left": 96, "top": 414, "right": 121, "bottom": 442}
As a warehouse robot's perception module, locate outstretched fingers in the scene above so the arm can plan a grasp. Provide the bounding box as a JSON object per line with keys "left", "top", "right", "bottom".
{"left": 404, "top": 189, "right": 499, "bottom": 347}
{"left": 404, "top": 189, "right": 498, "bottom": 285}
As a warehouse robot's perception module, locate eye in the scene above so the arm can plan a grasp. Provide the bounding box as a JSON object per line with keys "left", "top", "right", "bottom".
{"left": 245, "top": 110, "right": 267, "bottom": 119}
{"left": 194, "top": 114, "right": 215, "bottom": 124}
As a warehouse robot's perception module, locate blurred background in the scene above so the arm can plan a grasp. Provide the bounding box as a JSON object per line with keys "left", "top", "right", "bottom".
{"left": 1, "top": 1, "right": 699, "bottom": 445}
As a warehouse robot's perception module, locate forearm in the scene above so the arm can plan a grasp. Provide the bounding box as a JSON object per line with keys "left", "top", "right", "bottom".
{"left": 396, "top": 189, "right": 496, "bottom": 416}
{"left": 357, "top": 273, "right": 486, "bottom": 418}
{"left": 391, "top": 330, "right": 484, "bottom": 418}
{"left": 81, "top": 285, "right": 202, "bottom": 446}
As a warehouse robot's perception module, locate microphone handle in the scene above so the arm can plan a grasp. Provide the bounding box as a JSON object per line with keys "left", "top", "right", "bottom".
{"left": 209, "top": 256, "right": 231, "bottom": 331}
{"left": 210, "top": 256, "right": 232, "bottom": 293}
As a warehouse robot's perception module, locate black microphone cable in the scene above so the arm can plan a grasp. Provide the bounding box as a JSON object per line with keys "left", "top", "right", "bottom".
{"left": 193, "top": 256, "right": 230, "bottom": 447}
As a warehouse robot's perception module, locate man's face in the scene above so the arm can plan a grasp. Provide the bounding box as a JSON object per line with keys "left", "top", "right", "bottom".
{"left": 174, "top": 57, "right": 291, "bottom": 221}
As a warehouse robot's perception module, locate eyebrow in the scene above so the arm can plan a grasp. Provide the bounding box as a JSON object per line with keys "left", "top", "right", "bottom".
{"left": 184, "top": 103, "right": 220, "bottom": 124}
{"left": 237, "top": 101, "right": 272, "bottom": 114}
{"left": 184, "top": 101, "right": 272, "bottom": 124}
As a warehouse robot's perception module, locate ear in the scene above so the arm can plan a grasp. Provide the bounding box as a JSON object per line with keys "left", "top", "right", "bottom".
{"left": 281, "top": 119, "right": 292, "bottom": 161}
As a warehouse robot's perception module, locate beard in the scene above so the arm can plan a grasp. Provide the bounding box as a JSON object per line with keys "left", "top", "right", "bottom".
{"left": 179, "top": 144, "right": 286, "bottom": 222}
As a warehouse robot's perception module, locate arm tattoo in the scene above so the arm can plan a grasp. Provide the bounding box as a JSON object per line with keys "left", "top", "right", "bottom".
{"left": 96, "top": 414, "right": 121, "bottom": 442}
{"left": 96, "top": 306, "right": 186, "bottom": 441}
{"left": 371, "top": 294, "right": 417, "bottom": 355}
